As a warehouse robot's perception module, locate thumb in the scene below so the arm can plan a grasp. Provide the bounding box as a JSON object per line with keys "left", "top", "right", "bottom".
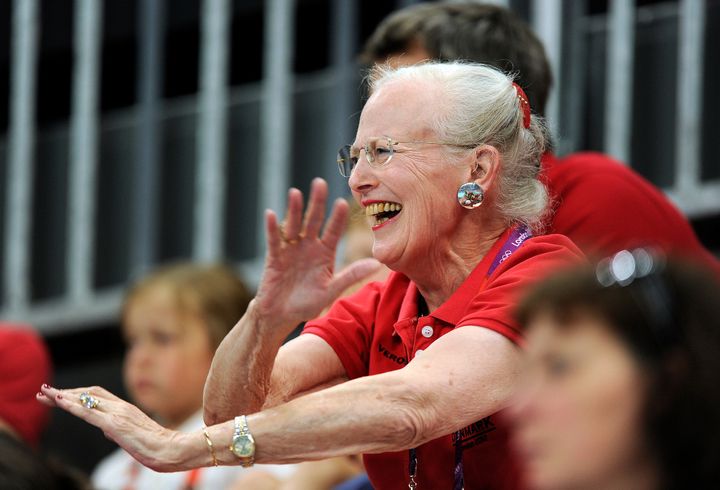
{"left": 327, "top": 258, "right": 384, "bottom": 299}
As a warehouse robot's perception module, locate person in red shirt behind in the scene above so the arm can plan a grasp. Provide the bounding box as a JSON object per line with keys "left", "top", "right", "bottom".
{"left": 0, "top": 324, "right": 52, "bottom": 447}
{"left": 362, "top": 2, "right": 720, "bottom": 275}
{"left": 39, "top": 62, "right": 583, "bottom": 489}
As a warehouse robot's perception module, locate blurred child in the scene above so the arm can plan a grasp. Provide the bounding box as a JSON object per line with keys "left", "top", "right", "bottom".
{"left": 512, "top": 250, "right": 720, "bottom": 490}
{"left": 92, "top": 263, "right": 294, "bottom": 490}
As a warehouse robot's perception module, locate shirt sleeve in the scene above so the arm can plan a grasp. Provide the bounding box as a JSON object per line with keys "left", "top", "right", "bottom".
{"left": 456, "top": 235, "right": 586, "bottom": 345}
{"left": 302, "top": 282, "right": 384, "bottom": 380}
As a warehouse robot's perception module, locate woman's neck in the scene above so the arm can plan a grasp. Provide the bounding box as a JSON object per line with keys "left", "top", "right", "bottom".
{"left": 411, "top": 223, "right": 507, "bottom": 311}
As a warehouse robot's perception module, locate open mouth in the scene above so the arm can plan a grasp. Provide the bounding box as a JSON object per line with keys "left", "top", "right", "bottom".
{"left": 365, "top": 201, "right": 403, "bottom": 226}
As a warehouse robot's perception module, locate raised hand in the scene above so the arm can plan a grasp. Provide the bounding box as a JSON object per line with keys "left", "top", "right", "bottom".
{"left": 254, "top": 178, "right": 380, "bottom": 331}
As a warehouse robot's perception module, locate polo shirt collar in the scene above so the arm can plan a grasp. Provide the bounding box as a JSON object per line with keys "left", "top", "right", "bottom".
{"left": 393, "top": 227, "right": 514, "bottom": 329}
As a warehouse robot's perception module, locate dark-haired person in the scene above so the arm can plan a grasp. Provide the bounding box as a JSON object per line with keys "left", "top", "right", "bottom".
{"left": 0, "top": 431, "right": 91, "bottom": 490}
{"left": 363, "top": 1, "right": 720, "bottom": 273}
{"left": 39, "top": 62, "right": 585, "bottom": 490}
{"left": 511, "top": 250, "right": 720, "bottom": 489}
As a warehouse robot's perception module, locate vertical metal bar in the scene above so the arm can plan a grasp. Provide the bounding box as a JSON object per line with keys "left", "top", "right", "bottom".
{"left": 194, "top": 0, "right": 231, "bottom": 261}
{"left": 131, "top": 0, "right": 165, "bottom": 276}
{"left": 327, "top": 0, "right": 357, "bottom": 202}
{"left": 4, "top": 0, "right": 38, "bottom": 310}
{"left": 257, "top": 0, "right": 295, "bottom": 253}
{"left": 562, "top": 0, "right": 588, "bottom": 154}
{"left": 604, "top": 0, "right": 635, "bottom": 164}
{"left": 531, "top": 0, "right": 563, "bottom": 133}
{"left": 67, "top": 0, "right": 102, "bottom": 301}
{"left": 675, "top": 0, "right": 704, "bottom": 193}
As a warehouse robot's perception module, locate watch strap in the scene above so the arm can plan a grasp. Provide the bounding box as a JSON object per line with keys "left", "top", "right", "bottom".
{"left": 230, "top": 415, "right": 255, "bottom": 467}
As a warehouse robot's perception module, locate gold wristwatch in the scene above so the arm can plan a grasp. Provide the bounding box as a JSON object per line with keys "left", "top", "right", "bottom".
{"left": 229, "top": 415, "right": 255, "bottom": 467}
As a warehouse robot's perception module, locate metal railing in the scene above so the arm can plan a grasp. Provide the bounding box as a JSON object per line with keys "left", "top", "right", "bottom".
{"left": 2, "top": 0, "right": 718, "bottom": 334}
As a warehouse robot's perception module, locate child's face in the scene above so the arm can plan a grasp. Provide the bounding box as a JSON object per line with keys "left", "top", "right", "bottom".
{"left": 122, "top": 285, "right": 214, "bottom": 428}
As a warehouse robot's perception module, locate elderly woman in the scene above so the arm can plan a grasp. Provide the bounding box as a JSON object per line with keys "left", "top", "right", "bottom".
{"left": 38, "top": 62, "right": 583, "bottom": 489}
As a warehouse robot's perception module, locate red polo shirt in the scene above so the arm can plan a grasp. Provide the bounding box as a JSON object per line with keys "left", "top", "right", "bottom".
{"left": 303, "top": 229, "right": 584, "bottom": 490}
{"left": 543, "top": 152, "right": 720, "bottom": 276}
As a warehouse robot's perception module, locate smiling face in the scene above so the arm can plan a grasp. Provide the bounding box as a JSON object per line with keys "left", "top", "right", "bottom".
{"left": 122, "top": 284, "right": 214, "bottom": 428}
{"left": 348, "top": 78, "right": 475, "bottom": 271}
{"left": 511, "top": 312, "right": 653, "bottom": 490}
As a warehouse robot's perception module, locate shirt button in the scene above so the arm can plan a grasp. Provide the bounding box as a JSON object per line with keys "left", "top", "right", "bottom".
{"left": 421, "top": 326, "right": 434, "bottom": 338}
{"left": 416, "top": 349, "right": 424, "bottom": 356}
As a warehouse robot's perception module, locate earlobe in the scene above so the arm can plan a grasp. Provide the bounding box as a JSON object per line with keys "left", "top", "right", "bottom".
{"left": 456, "top": 145, "right": 497, "bottom": 209}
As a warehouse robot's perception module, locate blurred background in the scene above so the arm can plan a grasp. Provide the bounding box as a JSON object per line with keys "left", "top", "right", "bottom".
{"left": 1, "top": 0, "right": 718, "bottom": 473}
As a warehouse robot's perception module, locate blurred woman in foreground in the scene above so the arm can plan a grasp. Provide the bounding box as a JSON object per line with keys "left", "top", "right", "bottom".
{"left": 513, "top": 249, "right": 720, "bottom": 490}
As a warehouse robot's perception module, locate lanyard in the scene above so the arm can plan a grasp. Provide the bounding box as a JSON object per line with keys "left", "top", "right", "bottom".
{"left": 407, "top": 225, "right": 531, "bottom": 489}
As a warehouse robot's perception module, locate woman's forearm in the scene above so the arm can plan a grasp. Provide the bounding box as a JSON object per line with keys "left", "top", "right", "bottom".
{"left": 249, "top": 373, "right": 426, "bottom": 462}
{"left": 203, "top": 300, "right": 292, "bottom": 425}
{"left": 198, "top": 370, "right": 437, "bottom": 468}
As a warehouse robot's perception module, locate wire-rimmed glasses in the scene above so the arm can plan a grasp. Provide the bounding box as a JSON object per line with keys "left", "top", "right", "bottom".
{"left": 336, "top": 136, "right": 476, "bottom": 177}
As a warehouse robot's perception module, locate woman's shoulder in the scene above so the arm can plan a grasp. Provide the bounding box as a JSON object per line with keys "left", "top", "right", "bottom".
{"left": 491, "top": 232, "right": 586, "bottom": 281}
{"left": 525, "top": 232, "right": 585, "bottom": 255}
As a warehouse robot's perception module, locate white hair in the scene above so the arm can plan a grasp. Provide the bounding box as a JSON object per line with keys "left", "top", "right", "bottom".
{"left": 368, "top": 61, "right": 549, "bottom": 231}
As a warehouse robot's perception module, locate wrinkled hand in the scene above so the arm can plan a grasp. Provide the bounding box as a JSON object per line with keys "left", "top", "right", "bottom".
{"left": 255, "top": 178, "right": 380, "bottom": 329}
{"left": 37, "top": 385, "right": 190, "bottom": 472}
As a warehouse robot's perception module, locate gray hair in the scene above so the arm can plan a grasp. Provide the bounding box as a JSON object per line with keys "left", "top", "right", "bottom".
{"left": 368, "top": 61, "right": 549, "bottom": 232}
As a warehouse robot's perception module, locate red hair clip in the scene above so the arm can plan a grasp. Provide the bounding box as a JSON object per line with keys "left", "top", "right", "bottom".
{"left": 512, "top": 82, "right": 531, "bottom": 129}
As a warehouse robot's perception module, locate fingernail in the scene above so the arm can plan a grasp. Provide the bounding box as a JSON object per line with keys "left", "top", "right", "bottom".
{"left": 42, "top": 384, "right": 51, "bottom": 389}
{"left": 37, "top": 392, "right": 44, "bottom": 397}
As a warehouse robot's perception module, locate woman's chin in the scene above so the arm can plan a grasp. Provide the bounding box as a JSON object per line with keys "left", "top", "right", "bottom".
{"left": 371, "top": 244, "right": 403, "bottom": 270}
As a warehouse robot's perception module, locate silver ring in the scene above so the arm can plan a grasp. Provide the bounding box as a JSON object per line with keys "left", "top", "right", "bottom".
{"left": 79, "top": 391, "right": 100, "bottom": 409}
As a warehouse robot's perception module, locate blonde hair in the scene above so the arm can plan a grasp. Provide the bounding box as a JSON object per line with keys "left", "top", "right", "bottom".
{"left": 122, "top": 263, "right": 251, "bottom": 350}
{"left": 368, "top": 61, "right": 549, "bottom": 231}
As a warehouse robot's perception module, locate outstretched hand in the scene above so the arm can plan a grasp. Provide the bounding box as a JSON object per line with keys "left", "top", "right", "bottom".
{"left": 254, "top": 178, "right": 380, "bottom": 330}
{"left": 37, "top": 385, "right": 192, "bottom": 472}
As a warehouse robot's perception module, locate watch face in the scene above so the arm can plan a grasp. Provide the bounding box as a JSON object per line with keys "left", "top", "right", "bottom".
{"left": 232, "top": 435, "right": 255, "bottom": 458}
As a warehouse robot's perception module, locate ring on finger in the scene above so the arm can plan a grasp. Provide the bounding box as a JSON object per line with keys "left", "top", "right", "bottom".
{"left": 279, "top": 224, "right": 294, "bottom": 242}
{"left": 279, "top": 224, "right": 303, "bottom": 245}
{"left": 79, "top": 391, "right": 100, "bottom": 410}
{"left": 286, "top": 231, "right": 306, "bottom": 245}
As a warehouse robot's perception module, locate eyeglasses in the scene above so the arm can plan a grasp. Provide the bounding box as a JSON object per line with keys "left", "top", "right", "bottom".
{"left": 336, "top": 136, "right": 476, "bottom": 177}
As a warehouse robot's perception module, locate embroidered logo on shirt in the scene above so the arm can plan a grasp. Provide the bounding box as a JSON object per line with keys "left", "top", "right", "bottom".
{"left": 452, "top": 416, "right": 496, "bottom": 449}
{"left": 377, "top": 343, "right": 408, "bottom": 365}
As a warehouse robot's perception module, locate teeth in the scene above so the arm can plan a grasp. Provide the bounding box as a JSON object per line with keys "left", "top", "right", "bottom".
{"left": 365, "top": 202, "right": 402, "bottom": 216}
{"left": 364, "top": 202, "right": 403, "bottom": 220}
